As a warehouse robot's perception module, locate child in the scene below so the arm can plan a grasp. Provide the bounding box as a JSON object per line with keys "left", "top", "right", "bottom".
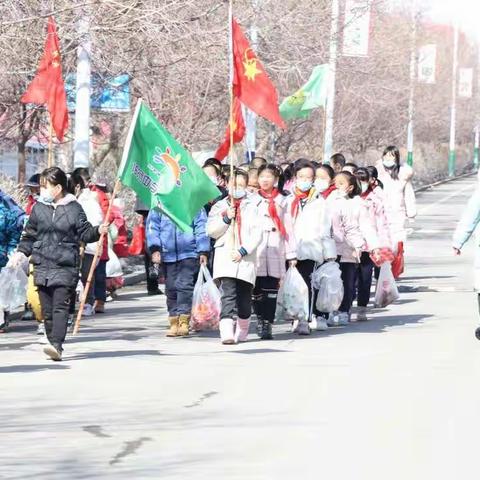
{"left": 329, "top": 171, "right": 365, "bottom": 326}
{"left": 286, "top": 159, "right": 337, "bottom": 334}
{"left": 355, "top": 168, "right": 391, "bottom": 321}
{"left": 330, "top": 153, "right": 346, "bottom": 174}
{"left": 146, "top": 209, "right": 210, "bottom": 337}
{"left": 255, "top": 164, "right": 296, "bottom": 340}
{"left": 315, "top": 164, "right": 337, "bottom": 200}
{"left": 207, "top": 169, "right": 262, "bottom": 344}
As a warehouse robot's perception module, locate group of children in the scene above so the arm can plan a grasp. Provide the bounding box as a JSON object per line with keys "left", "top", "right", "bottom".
{"left": 147, "top": 146, "right": 417, "bottom": 345}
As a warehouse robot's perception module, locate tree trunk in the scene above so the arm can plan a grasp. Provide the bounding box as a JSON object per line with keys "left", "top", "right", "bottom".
{"left": 17, "top": 140, "right": 26, "bottom": 184}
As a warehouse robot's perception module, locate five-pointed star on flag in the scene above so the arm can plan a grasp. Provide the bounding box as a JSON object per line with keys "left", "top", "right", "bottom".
{"left": 243, "top": 50, "right": 261, "bottom": 81}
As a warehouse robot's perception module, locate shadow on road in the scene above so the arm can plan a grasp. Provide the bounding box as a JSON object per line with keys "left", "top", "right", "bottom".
{"left": 66, "top": 349, "right": 166, "bottom": 361}
{"left": 0, "top": 364, "right": 70, "bottom": 373}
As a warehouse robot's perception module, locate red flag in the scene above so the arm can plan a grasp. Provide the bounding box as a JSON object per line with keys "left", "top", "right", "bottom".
{"left": 232, "top": 18, "right": 286, "bottom": 129}
{"left": 21, "top": 17, "right": 69, "bottom": 141}
{"left": 214, "top": 97, "right": 246, "bottom": 161}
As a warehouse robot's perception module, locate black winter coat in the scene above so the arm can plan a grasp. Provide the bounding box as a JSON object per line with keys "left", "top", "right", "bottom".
{"left": 18, "top": 194, "right": 100, "bottom": 288}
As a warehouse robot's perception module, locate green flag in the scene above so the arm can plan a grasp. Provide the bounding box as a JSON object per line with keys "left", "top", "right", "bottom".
{"left": 279, "top": 64, "right": 330, "bottom": 121}
{"left": 118, "top": 100, "right": 220, "bottom": 232}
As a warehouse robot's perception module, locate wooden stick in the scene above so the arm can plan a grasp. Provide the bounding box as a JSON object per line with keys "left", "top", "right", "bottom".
{"left": 47, "top": 116, "right": 53, "bottom": 167}
{"left": 73, "top": 179, "right": 121, "bottom": 335}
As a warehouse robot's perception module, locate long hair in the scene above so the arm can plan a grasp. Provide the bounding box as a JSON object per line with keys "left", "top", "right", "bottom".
{"left": 382, "top": 145, "right": 400, "bottom": 180}
{"left": 258, "top": 163, "right": 286, "bottom": 194}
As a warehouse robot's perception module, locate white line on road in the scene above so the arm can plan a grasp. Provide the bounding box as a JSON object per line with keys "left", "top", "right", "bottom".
{"left": 418, "top": 181, "right": 475, "bottom": 216}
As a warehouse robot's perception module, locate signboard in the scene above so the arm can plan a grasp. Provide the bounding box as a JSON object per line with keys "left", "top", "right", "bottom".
{"left": 418, "top": 44, "right": 436, "bottom": 84}
{"left": 343, "top": 0, "right": 371, "bottom": 57}
{"left": 458, "top": 68, "right": 473, "bottom": 98}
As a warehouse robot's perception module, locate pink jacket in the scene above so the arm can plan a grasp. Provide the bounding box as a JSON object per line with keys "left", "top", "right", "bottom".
{"left": 359, "top": 189, "right": 392, "bottom": 251}
{"left": 255, "top": 193, "right": 296, "bottom": 279}
{"left": 377, "top": 163, "right": 417, "bottom": 244}
{"left": 330, "top": 193, "right": 365, "bottom": 263}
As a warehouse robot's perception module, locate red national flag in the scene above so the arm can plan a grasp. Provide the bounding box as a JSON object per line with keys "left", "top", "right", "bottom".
{"left": 214, "top": 97, "right": 246, "bottom": 161}
{"left": 21, "top": 17, "right": 69, "bottom": 141}
{"left": 232, "top": 18, "right": 286, "bottom": 129}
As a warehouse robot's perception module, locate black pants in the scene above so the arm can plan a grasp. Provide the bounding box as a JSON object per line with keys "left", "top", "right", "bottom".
{"left": 164, "top": 258, "right": 198, "bottom": 316}
{"left": 357, "top": 252, "right": 374, "bottom": 308}
{"left": 94, "top": 259, "right": 107, "bottom": 302}
{"left": 297, "top": 259, "right": 320, "bottom": 318}
{"left": 38, "top": 285, "right": 74, "bottom": 347}
{"left": 145, "top": 250, "right": 160, "bottom": 293}
{"left": 339, "top": 262, "right": 357, "bottom": 313}
{"left": 219, "top": 278, "right": 253, "bottom": 319}
{"left": 253, "top": 276, "right": 280, "bottom": 323}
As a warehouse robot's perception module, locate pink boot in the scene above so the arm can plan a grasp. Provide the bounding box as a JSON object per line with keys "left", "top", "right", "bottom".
{"left": 234, "top": 317, "right": 250, "bottom": 343}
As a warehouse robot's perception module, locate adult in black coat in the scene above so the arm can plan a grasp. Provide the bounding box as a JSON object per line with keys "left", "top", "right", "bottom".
{"left": 12, "top": 167, "right": 109, "bottom": 361}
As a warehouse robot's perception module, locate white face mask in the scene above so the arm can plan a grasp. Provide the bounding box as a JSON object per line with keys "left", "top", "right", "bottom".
{"left": 361, "top": 182, "right": 369, "bottom": 194}
{"left": 208, "top": 175, "right": 218, "bottom": 186}
{"left": 383, "top": 159, "right": 396, "bottom": 169}
{"left": 314, "top": 179, "right": 330, "bottom": 193}
{"left": 337, "top": 189, "right": 349, "bottom": 199}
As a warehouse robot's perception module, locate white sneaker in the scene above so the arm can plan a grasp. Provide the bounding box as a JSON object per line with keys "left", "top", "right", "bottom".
{"left": 315, "top": 316, "right": 329, "bottom": 331}
{"left": 36, "top": 323, "right": 45, "bottom": 335}
{"left": 338, "top": 312, "right": 350, "bottom": 325}
{"left": 220, "top": 318, "right": 235, "bottom": 344}
{"left": 327, "top": 312, "right": 340, "bottom": 327}
{"left": 83, "top": 304, "right": 95, "bottom": 317}
{"left": 357, "top": 307, "right": 368, "bottom": 322}
{"left": 297, "top": 321, "right": 311, "bottom": 336}
{"left": 291, "top": 319, "right": 299, "bottom": 333}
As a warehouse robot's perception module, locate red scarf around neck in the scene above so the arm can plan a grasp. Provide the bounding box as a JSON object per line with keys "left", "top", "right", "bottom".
{"left": 291, "top": 188, "right": 310, "bottom": 218}
{"left": 259, "top": 188, "right": 287, "bottom": 238}
{"left": 321, "top": 184, "right": 337, "bottom": 199}
{"left": 361, "top": 187, "right": 373, "bottom": 199}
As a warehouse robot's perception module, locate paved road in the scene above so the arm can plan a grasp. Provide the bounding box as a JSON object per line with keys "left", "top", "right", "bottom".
{"left": 2, "top": 175, "right": 479, "bottom": 480}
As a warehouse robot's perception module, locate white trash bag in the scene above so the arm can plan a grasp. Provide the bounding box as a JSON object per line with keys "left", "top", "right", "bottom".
{"left": 374, "top": 263, "right": 400, "bottom": 308}
{"left": 191, "top": 265, "right": 221, "bottom": 331}
{"left": 312, "top": 262, "right": 344, "bottom": 313}
{"left": 0, "top": 266, "right": 28, "bottom": 311}
{"left": 275, "top": 266, "right": 309, "bottom": 323}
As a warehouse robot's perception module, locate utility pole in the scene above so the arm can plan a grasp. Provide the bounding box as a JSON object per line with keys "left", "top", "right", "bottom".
{"left": 244, "top": 0, "right": 258, "bottom": 163}
{"left": 448, "top": 19, "right": 459, "bottom": 177}
{"left": 323, "top": 0, "right": 340, "bottom": 163}
{"left": 73, "top": 9, "right": 91, "bottom": 169}
{"left": 406, "top": 0, "right": 418, "bottom": 167}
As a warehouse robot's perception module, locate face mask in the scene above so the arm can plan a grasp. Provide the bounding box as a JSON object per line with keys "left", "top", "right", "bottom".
{"left": 40, "top": 187, "right": 55, "bottom": 204}
{"left": 296, "top": 180, "right": 312, "bottom": 193}
{"left": 314, "top": 179, "right": 330, "bottom": 193}
{"left": 232, "top": 189, "right": 246, "bottom": 200}
{"left": 208, "top": 175, "right": 218, "bottom": 186}
{"left": 361, "top": 182, "right": 369, "bottom": 193}
{"left": 337, "top": 189, "right": 349, "bottom": 199}
{"left": 383, "top": 159, "right": 396, "bottom": 168}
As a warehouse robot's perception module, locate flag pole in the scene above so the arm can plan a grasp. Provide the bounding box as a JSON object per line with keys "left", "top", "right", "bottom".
{"left": 228, "top": 0, "right": 235, "bottom": 186}
{"left": 73, "top": 179, "right": 121, "bottom": 335}
{"left": 48, "top": 116, "right": 53, "bottom": 167}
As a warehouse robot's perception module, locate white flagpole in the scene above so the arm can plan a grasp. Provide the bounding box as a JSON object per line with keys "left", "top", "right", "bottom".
{"left": 449, "top": 19, "right": 459, "bottom": 177}
{"left": 407, "top": 0, "right": 418, "bottom": 167}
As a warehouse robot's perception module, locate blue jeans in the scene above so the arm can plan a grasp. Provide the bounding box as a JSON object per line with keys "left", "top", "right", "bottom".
{"left": 164, "top": 257, "right": 198, "bottom": 316}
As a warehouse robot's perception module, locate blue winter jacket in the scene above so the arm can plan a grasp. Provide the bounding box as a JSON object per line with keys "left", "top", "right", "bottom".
{"left": 0, "top": 197, "right": 25, "bottom": 269}
{"left": 146, "top": 209, "right": 210, "bottom": 263}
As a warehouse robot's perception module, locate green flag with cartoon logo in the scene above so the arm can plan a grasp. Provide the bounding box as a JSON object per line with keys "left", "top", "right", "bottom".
{"left": 280, "top": 64, "right": 330, "bottom": 121}
{"left": 118, "top": 100, "right": 220, "bottom": 232}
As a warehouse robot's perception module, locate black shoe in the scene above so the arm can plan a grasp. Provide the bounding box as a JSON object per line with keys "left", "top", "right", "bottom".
{"left": 43, "top": 343, "right": 63, "bottom": 361}
{"left": 257, "top": 318, "right": 273, "bottom": 340}
{"left": 0, "top": 312, "right": 10, "bottom": 333}
{"left": 148, "top": 289, "right": 163, "bottom": 296}
{"left": 22, "top": 310, "right": 34, "bottom": 321}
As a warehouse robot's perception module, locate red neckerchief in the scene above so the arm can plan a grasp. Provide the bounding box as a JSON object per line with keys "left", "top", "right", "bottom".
{"left": 321, "top": 184, "right": 337, "bottom": 199}
{"left": 291, "top": 188, "right": 310, "bottom": 218}
{"left": 259, "top": 188, "right": 287, "bottom": 238}
{"left": 361, "top": 187, "right": 373, "bottom": 199}
{"left": 233, "top": 198, "right": 243, "bottom": 245}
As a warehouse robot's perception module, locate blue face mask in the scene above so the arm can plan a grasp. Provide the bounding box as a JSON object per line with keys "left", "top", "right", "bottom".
{"left": 232, "top": 189, "right": 246, "bottom": 200}
{"left": 296, "top": 180, "right": 312, "bottom": 192}
{"left": 40, "top": 187, "right": 54, "bottom": 204}
{"left": 383, "top": 159, "right": 396, "bottom": 169}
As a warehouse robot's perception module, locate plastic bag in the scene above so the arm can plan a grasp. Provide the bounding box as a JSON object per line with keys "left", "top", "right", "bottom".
{"left": 312, "top": 262, "right": 344, "bottom": 313}
{"left": 106, "top": 248, "right": 123, "bottom": 278}
{"left": 275, "top": 266, "right": 309, "bottom": 322}
{"left": 374, "top": 263, "right": 400, "bottom": 308}
{"left": 191, "top": 265, "right": 221, "bottom": 331}
{"left": 370, "top": 247, "right": 395, "bottom": 267}
{"left": 391, "top": 242, "right": 405, "bottom": 279}
{"left": 0, "top": 266, "right": 28, "bottom": 311}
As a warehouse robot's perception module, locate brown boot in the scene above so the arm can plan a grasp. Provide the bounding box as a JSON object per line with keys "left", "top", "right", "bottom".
{"left": 166, "top": 316, "right": 179, "bottom": 337}
{"left": 177, "top": 314, "right": 190, "bottom": 337}
{"left": 94, "top": 300, "right": 105, "bottom": 314}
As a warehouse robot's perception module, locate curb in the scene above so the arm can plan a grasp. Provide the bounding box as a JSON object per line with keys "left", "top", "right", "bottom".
{"left": 414, "top": 171, "right": 476, "bottom": 193}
